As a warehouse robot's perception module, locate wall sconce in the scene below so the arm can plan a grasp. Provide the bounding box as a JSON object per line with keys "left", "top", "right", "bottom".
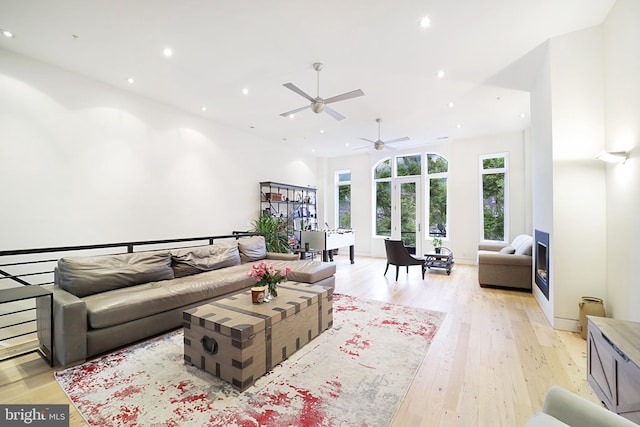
{"left": 596, "top": 151, "right": 628, "bottom": 164}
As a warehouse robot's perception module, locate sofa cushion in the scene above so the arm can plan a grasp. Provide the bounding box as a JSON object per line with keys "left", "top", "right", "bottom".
{"left": 499, "top": 245, "right": 516, "bottom": 254}
{"left": 84, "top": 264, "right": 254, "bottom": 329}
{"left": 238, "top": 236, "right": 267, "bottom": 263}
{"left": 264, "top": 259, "right": 336, "bottom": 284}
{"left": 57, "top": 251, "right": 174, "bottom": 297}
{"left": 511, "top": 234, "right": 533, "bottom": 256}
{"left": 170, "top": 242, "right": 241, "bottom": 278}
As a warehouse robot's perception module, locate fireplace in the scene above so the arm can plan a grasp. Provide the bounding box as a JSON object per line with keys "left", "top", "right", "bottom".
{"left": 534, "top": 229, "right": 550, "bottom": 300}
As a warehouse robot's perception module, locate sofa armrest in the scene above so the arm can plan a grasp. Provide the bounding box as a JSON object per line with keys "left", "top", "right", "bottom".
{"left": 266, "top": 252, "right": 299, "bottom": 261}
{"left": 478, "top": 252, "right": 532, "bottom": 267}
{"left": 47, "top": 285, "right": 88, "bottom": 366}
{"left": 541, "top": 386, "right": 637, "bottom": 427}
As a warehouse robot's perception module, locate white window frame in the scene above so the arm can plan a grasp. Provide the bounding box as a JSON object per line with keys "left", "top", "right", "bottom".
{"left": 335, "top": 169, "right": 351, "bottom": 229}
{"left": 479, "top": 152, "right": 509, "bottom": 243}
{"left": 425, "top": 153, "right": 449, "bottom": 242}
{"left": 372, "top": 158, "right": 392, "bottom": 238}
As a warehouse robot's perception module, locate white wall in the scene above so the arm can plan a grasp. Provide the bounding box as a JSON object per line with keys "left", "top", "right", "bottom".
{"left": 530, "top": 2, "right": 640, "bottom": 329}
{"left": 548, "top": 26, "right": 608, "bottom": 330}
{"left": 0, "top": 48, "right": 318, "bottom": 250}
{"left": 602, "top": 0, "right": 640, "bottom": 321}
{"left": 325, "top": 130, "right": 529, "bottom": 265}
{"left": 529, "top": 42, "right": 555, "bottom": 324}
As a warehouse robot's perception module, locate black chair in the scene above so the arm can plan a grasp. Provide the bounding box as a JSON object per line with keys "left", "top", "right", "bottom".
{"left": 383, "top": 239, "right": 425, "bottom": 281}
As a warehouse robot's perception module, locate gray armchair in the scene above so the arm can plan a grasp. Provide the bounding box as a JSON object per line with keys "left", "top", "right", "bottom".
{"left": 477, "top": 234, "right": 532, "bottom": 290}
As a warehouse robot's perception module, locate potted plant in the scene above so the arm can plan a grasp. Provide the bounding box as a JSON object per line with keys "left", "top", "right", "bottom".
{"left": 432, "top": 237, "right": 443, "bottom": 254}
{"left": 251, "top": 212, "right": 290, "bottom": 253}
{"left": 247, "top": 260, "right": 291, "bottom": 302}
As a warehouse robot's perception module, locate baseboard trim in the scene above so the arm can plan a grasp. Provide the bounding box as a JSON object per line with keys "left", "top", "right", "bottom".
{"left": 554, "top": 317, "right": 580, "bottom": 333}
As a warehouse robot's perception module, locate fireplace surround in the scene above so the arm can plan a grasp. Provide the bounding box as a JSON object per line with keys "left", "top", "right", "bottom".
{"left": 534, "top": 229, "right": 550, "bottom": 300}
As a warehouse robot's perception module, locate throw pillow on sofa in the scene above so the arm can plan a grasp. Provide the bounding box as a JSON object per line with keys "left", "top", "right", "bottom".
{"left": 499, "top": 245, "right": 516, "bottom": 254}
{"left": 238, "top": 235, "right": 267, "bottom": 263}
{"left": 57, "top": 251, "right": 174, "bottom": 297}
{"left": 170, "top": 242, "right": 241, "bottom": 278}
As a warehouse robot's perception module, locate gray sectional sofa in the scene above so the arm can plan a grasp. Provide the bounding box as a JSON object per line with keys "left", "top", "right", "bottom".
{"left": 40, "top": 235, "right": 336, "bottom": 367}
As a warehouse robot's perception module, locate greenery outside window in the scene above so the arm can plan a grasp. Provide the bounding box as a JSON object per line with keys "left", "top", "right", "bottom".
{"left": 396, "top": 154, "right": 421, "bottom": 176}
{"left": 426, "top": 154, "right": 448, "bottom": 238}
{"left": 374, "top": 159, "right": 392, "bottom": 237}
{"left": 336, "top": 170, "right": 351, "bottom": 228}
{"left": 481, "top": 154, "right": 508, "bottom": 241}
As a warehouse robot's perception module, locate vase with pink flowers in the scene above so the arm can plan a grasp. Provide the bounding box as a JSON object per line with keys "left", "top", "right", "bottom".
{"left": 247, "top": 260, "right": 292, "bottom": 302}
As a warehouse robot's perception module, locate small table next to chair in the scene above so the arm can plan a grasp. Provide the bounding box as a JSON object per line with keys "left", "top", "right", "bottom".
{"left": 424, "top": 249, "right": 454, "bottom": 275}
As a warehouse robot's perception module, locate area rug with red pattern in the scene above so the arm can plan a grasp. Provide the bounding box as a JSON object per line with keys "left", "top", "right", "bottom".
{"left": 55, "top": 293, "right": 444, "bottom": 427}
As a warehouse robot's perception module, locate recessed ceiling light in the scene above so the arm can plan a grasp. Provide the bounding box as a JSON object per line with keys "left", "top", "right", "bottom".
{"left": 127, "top": 77, "right": 135, "bottom": 84}
{"left": 311, "top": 148, "right": 316, "bottom": 153}
{"left": 200, "top": 106, "right": 207, "bottom": 111}
{"left": 345, "top": 143, "right": 350, "bottom": 147}
{"left": 2, "top": 29, "right": 14, "bottom": 38}
{"left": 520, "top": 113, "right": 526, "bottom": 118}
{"left": 419, "top": 16, "right": 431, "bottom": 28}
{"left": 320, "top": 130, "right": 325, "bottom": 134}
{"left": 288, "top": 114, "right": 295, "bottom": 119}
{"left": 163, "top": 47, "right": 173, "bottom": 57}
{"left": 436, "top": 70, "right": 445, "bottom": 79}
{"left": 448, "top": 101, "right": 454, "bottom": 108}
{"left": 242, "top": 88, "right": 249, "bottom": 95}
{"left": 456, "top": 124, "right": 462, "bottom": 129}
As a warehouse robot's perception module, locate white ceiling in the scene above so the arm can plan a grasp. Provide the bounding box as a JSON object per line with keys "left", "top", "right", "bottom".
{"left": 0, "top": 0, "right": 615, "bottom": 157}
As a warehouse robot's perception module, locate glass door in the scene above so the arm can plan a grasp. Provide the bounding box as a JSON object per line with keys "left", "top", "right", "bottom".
{"left": 394, "top": 177, "right": 422, "bottom": 254}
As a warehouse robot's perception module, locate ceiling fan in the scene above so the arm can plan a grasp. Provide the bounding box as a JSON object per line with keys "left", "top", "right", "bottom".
{"left": 280, "top": 62, "right": 364, "bottom": 121}
{"left": 355, "top": 118, "right": 410, "bottom": 151}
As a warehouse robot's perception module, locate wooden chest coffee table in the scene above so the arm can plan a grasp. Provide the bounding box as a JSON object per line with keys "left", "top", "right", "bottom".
{"left": 183, "top": 282, "right": 333, "bottom": 391}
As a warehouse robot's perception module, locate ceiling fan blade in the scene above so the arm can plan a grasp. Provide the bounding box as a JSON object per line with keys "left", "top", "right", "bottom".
{"left": 353, "top": 145, "right": 372, "bottom": 150}
{"left": 324, "top": 106, "right": 345, "bottom": 121}
{"left": 324, "top": 89, "right": 365, "bottom": 105}
{"left": 280, "top": 105, "right": 311, "bottom": 117}
{"left": 283, "top": 83, "right": 315, "bottom": 102}
{"left": 385, "top": 136, "right": 410, "bottom": 144}
{"left": 359, "top": 137, "right": 376, "bottom": 143}
{"left": 384, "top": 144, "right": 397, "bottom": 151}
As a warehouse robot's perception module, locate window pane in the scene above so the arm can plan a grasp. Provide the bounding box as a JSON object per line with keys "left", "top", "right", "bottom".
{"left": 429, "top": 177, "right": 447, "bottom": 237}
{"left": 427, "top": 154, "right": 448, "bottom": 174}
{"left": 375, "top": 181, "right": 391, "bottom": 236}
{"left": 374, "top": 159, "right": 392, "bottom": 179}
{"left": 482, "top": 172, "right": 505, "bottom": 240}
{"left": 338, "top": 172, "right": 351, "bottom": 182}
{"left": 397, "top": 155, "right": 421, "bottom": 177}
{"left": 338, "top": 184, "right": 351, "bottom": 228}
{"left": 400, "top": 182, "right": 417, "bottom": 250}
{"left": 483, "top": 157, "right": 505, "bottom": 169}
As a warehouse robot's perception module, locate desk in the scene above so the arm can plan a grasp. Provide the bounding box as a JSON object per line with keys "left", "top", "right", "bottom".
{"left": 0, "top": 286, "right": 54, "bottom": 366}
{"left": 424, "top": 250, "right": 454, "bottom": 275}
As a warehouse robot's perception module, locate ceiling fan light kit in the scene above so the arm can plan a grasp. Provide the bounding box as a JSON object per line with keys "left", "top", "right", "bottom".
{"left": 280, "top": 62, "right": 365, "bottom": 121}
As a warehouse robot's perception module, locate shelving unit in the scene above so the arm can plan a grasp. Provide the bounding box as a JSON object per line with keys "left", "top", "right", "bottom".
{"left": 259, "top": 182, "right": 317, "bottom": 249}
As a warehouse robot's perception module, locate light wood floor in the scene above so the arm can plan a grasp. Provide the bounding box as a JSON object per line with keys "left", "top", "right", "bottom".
{"left": 0, "top": 255, "right": 597, "bottom": 426}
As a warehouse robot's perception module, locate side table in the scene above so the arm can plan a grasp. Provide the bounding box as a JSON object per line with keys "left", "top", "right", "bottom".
{"left": 0, "top": 286, "right": 54, "bottom": 366}
{"left": 424, "top": 249, "right": 454, "bottom": 275}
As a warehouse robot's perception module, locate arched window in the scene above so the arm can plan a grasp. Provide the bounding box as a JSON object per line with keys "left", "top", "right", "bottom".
{"left": 373, "top": 159, "right": 392, "bottom": 237}
{"left": 426, "top": 154, "right": 448, "bottom": 238}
